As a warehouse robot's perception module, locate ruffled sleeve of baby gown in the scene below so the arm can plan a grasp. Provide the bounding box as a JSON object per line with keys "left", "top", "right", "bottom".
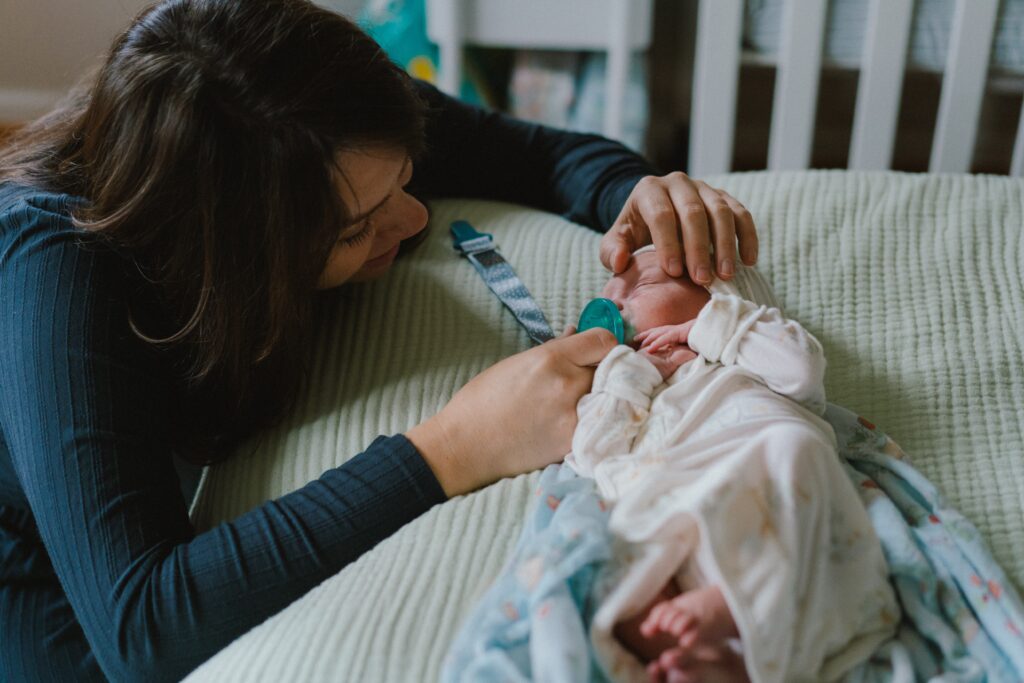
{"left": 566, "top": 345, "right": 663, "bottom": 480}
{"left": 688, "top": 292, "right": 827, "bottom": 414}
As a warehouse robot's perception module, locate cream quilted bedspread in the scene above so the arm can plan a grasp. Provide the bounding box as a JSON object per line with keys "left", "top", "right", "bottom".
{"left": 186, "top": 170, "right": 1024, "bottom": 682}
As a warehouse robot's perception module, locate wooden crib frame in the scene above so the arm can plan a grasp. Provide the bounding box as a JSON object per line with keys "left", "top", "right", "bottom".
{"left": 689, "top": 0, "right": 1024, "bottom": 177}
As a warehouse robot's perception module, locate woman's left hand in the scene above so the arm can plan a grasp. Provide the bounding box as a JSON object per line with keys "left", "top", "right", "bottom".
{"left": 599, "top": 173, "right": 759, "bottom": 285}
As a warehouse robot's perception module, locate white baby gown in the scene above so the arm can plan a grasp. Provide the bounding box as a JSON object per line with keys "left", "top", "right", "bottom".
{"left": 566, "top": 286, "right": 899, "bottom": 683}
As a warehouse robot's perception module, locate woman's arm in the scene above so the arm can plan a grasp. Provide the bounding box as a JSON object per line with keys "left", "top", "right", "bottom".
{"left": 408, "top": 80, "right": 759, "bottom": 286}
{"left": 409, "top": 79, "right": 657, "bottom": 232}
{"left": 0, "top": 198, "right": 446, "bottom": 681}
{"left": 0, "top": 195, "right": 617, "bottom": 681}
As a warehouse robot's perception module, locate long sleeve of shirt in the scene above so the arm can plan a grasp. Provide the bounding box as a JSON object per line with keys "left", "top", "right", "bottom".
{"left": 568, "top": 345, "right": 664, "bottom": 479}
{"left": 0, "top": 192, "right": 447, "bottom": 681}
{"left": 687, "top": 293, "right": 828, "bottom": 414}
{"left": 410, "top": 80, "right": 658, "bottom": 231}
{"left": 0, "top": 85, "right": 659, "bottom": 681}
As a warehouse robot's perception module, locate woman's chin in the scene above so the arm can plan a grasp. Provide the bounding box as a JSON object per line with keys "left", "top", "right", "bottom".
{"left": 346, "top": 263, "right": 392, "bottom": 282}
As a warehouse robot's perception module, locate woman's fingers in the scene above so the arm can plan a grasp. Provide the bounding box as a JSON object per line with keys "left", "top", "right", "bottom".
{"left": 601, "top": 173, "right": 759, "bottom": 282}
{"left": 695, "top": 181, "right": 737, "bottom": 280}
{"left": 599, "top": 223, "right": 638, "bottom": 274}
{"left": 664, "top": 174, "right": 713, "bottom": 284}
{"left": 634, "top": 177, "right": 686, "bottom": 278}
{"left": 721, "top": 190, "right": 758, "bottom": 265}
{"left": 549, "top": 327, "right": 618, "bottom": 367}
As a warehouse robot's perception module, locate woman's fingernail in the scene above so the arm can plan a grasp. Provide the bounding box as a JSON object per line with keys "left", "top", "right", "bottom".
{"left": 720, "top": 258, "right": 734, "bottom": 277}
{"left": 696, "top": 266, "right": 711, "bottom": 283}
{"left": 668, "top": 257, "right": 682, "bottom": 276}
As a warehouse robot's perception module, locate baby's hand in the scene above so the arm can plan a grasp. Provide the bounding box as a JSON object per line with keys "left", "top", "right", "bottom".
{"left": 634, "top": 320, "right": 697, "bottom": 353}
{"left": 639, "top": 344, "right": 698, "bottom": 380}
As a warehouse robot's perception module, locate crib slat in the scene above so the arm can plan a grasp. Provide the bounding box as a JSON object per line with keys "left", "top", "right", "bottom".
{"left": 603, "top": 0, "right": 631, "bottom": 141}
{"left": 768, "top": 0, "right": 827, "bottom": 170}
{"left": 688, "top": 0, "right": 744, "bottom": 176}
{"left": 1011, "top": 103, "right": 1024, "bottom": 177}
{"left": 929, "top": 0, "right": 999, "bottom": 174}
{"left": 849, "top": 0, "right": 913, "bottom": 170}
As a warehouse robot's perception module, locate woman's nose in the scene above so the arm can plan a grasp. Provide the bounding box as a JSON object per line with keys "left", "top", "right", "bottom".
{"left": 381, "top": 194, "right": 428, "bottom": 242}
{"left": 399, "top": 195, "right": 428, "bottom": 240}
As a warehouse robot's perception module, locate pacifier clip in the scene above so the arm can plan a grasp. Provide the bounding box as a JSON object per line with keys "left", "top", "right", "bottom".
{"left": 450, "top": 220, "right": 556, "bottom": 345}
{"left": 451, "top": 220, "right": 633, "bottom": 346}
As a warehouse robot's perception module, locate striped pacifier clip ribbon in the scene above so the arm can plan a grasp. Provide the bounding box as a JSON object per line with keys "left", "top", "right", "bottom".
{"left": 450, "top": 220, "right": 555, "bottom": 345}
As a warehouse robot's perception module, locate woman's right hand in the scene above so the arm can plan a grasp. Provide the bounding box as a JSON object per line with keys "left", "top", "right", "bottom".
{"left": 407, "top": 328, "right": 617, "bottom": 497}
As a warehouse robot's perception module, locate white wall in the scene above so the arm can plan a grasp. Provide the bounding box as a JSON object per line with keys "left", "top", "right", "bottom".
{"left": 0, "top": 0, "right": 152, "bottom": 121}
{"left": 0, "top": 0, "right": 367, "bottom": 122}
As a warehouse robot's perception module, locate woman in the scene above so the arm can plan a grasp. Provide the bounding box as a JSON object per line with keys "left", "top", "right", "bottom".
{"left": 0, "top": 0, "right": 758, "bottom": 680}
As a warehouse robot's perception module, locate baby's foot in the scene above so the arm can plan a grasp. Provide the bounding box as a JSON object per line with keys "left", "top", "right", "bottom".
{"left": 613, "top": 581, "right": 682, "bottom": 663}
{"left": 645, "top": 643, "right": 750, "bottom": 683}
{"left": 639, "top": 585, "right": 738, "bottom": 650}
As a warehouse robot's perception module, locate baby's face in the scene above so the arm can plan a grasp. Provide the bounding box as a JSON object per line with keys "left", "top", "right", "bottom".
{"left": 601, "top": 251, "right": 710, "bottom": 336}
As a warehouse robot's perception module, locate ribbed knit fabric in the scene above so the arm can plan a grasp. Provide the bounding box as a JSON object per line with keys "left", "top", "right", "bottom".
{"left": 0, "top": 80, "right": 655, "bottom": 682}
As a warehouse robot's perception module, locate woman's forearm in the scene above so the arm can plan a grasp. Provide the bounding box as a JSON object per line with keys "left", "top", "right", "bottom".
{"left": 409, "top": 79, "right": 658, "bottom": 232}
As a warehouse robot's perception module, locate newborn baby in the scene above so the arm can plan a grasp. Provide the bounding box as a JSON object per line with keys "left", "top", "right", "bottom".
{"left": 566, "top": 249, "right": 898, "bottom": 682}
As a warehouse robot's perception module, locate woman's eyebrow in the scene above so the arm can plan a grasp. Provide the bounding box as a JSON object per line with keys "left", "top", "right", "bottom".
{"left": 345, "top": 157, "right": 411, "bottom": 225}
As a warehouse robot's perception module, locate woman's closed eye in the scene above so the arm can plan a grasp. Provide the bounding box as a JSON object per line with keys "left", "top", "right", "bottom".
{"left": 339, "top": 218, "right": 374, "bottom": 247}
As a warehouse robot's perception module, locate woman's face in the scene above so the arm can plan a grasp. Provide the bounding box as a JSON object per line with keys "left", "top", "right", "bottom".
{"left": 317, "top": 145, "right": 428, "bottom": 289}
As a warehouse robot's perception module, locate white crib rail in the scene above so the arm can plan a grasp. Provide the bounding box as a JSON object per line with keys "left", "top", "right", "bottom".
{"left": 688, "top": 0, "right": 743, "bottom": 177}
{"left": 929, "top": 0, "right": 999, "bottom": 173}
{"left": 848, "top": 0, "right": 913, "bottom": 171}
{"left": 1014, "top": 106, "right": 1024, "bottom": 177}
{"left": 767, "top": 0, "right": 827, "bottom": 171}
{"left": 689, "top": 0, "right": 1024, "bottom": 177}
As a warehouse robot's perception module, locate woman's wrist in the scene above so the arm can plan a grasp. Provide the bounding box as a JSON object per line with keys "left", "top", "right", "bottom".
{"left": 406, "top": 417, "right": 489, "bottom": 498}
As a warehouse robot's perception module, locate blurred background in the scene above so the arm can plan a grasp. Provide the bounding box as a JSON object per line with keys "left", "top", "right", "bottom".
{"left": 1, "top": 0, "right": 1021, "bottom": 174}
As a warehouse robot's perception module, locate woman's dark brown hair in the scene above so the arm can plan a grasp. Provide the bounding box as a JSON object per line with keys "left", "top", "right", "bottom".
{"left": 0, "top": 0, "right": 426, "bottom": 463}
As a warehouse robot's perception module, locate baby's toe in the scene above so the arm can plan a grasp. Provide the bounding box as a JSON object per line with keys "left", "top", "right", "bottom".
{"left": 658, "top": 647, "right": 685, "bottom": 672}
{"left": 678, "top": 627, "right": 700, "bottom": 648}
{"left": 666, "top": 612, "right": 694, "bottom": 637}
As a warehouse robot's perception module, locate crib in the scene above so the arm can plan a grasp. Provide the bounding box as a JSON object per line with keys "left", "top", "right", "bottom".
{"left": 425, "top": 0, "right": 1024, "bottom": 176}
{"left": 690, "top": 0, "right": 1024, "bottom": 176}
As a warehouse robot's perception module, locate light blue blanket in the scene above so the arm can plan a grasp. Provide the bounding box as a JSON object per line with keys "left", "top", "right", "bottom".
{"left": 442, "top": 404, "right": 1024, "bottom": 682}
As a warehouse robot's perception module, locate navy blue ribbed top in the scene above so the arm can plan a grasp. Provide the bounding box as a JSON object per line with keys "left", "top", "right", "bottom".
{"left": 0, "top": 80, "right": 656, "bottom": 680}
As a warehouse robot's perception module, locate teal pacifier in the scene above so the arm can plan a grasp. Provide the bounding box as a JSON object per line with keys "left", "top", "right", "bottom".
{"left": 577, "top": 298, "right": 636, "bottom": 345}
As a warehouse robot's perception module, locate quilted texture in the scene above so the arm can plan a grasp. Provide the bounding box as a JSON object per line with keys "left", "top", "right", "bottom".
{"left": 186, "top": 171, "right": 1024, "bottom": 682}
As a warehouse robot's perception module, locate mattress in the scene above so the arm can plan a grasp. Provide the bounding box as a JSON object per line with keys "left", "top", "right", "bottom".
{"left": 744, "top": 0, "right": 1024, "bottom": 73}
{"left": 185, "top": 170, "right": 1024, "bottom": 681}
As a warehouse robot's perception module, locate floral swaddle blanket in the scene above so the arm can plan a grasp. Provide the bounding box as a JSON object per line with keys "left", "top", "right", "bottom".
{"left": 441, "top": 404, "right": 1024, "bottom": 682}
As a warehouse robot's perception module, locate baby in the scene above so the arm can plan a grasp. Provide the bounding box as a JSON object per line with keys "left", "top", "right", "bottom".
{"left": 566, "top": 249, "right": 898, "bottom": 682}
